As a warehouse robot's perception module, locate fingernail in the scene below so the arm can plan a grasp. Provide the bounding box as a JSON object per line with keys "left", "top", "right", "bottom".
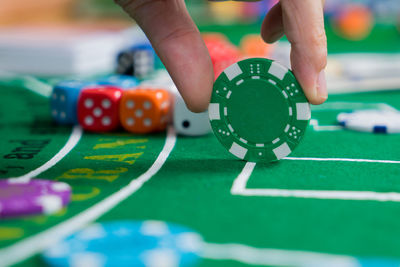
{"left": 317, "top": 70, "right": 327, "bottom": 100}
{"left": 264, "top": 29, "right": 284, "bottom": 43}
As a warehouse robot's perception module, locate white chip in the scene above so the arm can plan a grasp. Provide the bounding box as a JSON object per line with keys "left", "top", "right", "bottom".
{"left": 338, "top": 109, "right": 400, "bottom": 133}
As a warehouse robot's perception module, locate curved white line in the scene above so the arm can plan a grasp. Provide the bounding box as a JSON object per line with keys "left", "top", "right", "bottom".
{"left": 10, "top": 125, "right": 83, "bottom": 183}
{"left": 0, "top": 126, "right": 176, "bottom": 267}
{"left": 203, "top": 243, "right": 359, "bottom": 267}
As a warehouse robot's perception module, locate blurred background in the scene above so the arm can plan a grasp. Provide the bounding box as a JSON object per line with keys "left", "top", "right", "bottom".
{"left": 1, "top": 0, "right": 400, "bottom": 93}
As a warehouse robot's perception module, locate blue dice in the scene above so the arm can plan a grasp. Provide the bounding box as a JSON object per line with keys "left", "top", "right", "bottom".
{"left": 50, "top": 80, "right": 95, "bottom": 125}
{"left": 95, "top": 75, "right": 138, "bottom": 89}
{"left": 116, "top": 43, "right": 155, "bottom": 79}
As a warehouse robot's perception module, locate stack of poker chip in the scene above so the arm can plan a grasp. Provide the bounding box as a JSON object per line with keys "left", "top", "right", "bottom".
{"left": 208, "top": 58, "right": 311, "bottom": 163}
{"left": 337, "top": 109, "right": 400, "bottom": 134}
{"left": 0, "top": 179, "right": 72, "bottom": 218}
{"left": 42, "top": 220, "right": 204, "bottom": 267}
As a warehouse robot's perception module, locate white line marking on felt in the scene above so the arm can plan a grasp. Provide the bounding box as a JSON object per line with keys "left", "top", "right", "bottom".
{"left": 309, "top": 102, "right": 398, "bottom": 132}
{"left": 311, "top": 102, "right": 398, "bottom": 112}
{"left": 231, "top": 157, "right": 400, "bottom": 201}
{"left": 0, "top": 126, "right": 177, "bottom": 267}
{"left": 9, "top": 125, "right": 83, "bottom": 183}
{"left": 0, "top": 70, "right": 52, "bottom": 97}
{"left": 284, "top": 157, "right": 400, "bottom": 164}
{"left": 231, "top": 162, "right": 256, "bottom": 194}
{"left": 203, "top": 243, "right": 359, "bottom": 267}
{"left": 309, "top": 119, "right": 343, "bottom": 132}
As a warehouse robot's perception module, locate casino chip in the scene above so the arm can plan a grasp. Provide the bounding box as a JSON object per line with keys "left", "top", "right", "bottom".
{"left": 0, "top": 179, "right": 71, "bottom": 218}
{"left": 209, "top": 58, "right": 311, "bottom": 163}
{"left": 42, "top": 220, "right": 203, "bottom": 267}
{"left": 337, "top": 109, "right": 400, "bottom": 133}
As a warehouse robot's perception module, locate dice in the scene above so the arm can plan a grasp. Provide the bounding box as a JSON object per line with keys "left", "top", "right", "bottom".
{"left": 173, "top": 94, "right": 211, "bottom": 136}
{"left": 116, "top": 43, "right": 155, "bottom": 79}
{"left": 50, "top": 80, "right": 95, "bottom": 125}
{"left": 95, "top": 75, "right": 138, "bottom": 89}
{"left": 119, "top": 88, "right": 172, "bottom": 134}
{"left": 204, "top": 37, "right": 241, "bottom": 79}
{"left": 77, "top": 86, "right": 123, "bottom": 132}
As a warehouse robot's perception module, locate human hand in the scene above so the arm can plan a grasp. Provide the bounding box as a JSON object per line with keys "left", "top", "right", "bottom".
{"left": 115, "top": 0, "right": 327, "bottom": 113}
{"left": 261, "top": 0, "right": 327, "bottom": 104}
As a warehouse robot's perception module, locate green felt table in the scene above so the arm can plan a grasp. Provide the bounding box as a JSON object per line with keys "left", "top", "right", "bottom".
{"left": 1, "top": 24, "right": 400, "bottom": 267}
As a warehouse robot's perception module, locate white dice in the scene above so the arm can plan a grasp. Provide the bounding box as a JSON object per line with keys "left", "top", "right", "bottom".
{"left": 173, "top": 95, "right": 211, "bottom": 136}
{"left": 139, "top": 69, "right": 211, "bottom": 136}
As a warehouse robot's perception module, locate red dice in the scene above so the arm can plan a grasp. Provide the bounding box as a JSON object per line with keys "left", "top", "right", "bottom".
{"left": 204, "top": 37, "right": 241, "bottom": 79}
{"left": 77, "top": 86, "right": 123, "bottom": 132}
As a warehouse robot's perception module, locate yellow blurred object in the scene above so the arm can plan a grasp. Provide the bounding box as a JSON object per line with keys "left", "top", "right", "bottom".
{"left": 209, "top": 2, "right": 244, "bottom": 24}
{"left": 240, "top": 34, "right": 274, "bottom": 58}
{"left": 0, "top": 0, "right": 76, "bottom": 26}
{"left": 334, "top": 5, "right": 374, "bottom": 41}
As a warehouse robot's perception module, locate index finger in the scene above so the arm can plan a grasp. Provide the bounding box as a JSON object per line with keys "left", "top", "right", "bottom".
{"left": 116, "top": 0, "right": 214, "bottom": 112}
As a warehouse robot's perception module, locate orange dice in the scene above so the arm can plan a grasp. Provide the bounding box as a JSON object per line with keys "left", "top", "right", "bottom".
{"left": 119, "top": 88, "right": 172, "bottom": 134}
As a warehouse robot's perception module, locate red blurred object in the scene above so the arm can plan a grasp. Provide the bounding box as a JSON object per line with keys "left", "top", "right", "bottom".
{"left": 77, "top": 86, "right": 123, "bottom": 132}
{"left": 204, "top": 35, "right": 241, "bottom": 80}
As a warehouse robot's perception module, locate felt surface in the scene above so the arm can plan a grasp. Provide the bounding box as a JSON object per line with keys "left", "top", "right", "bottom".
{"left": 2, "top": 76, "right": 400, "bottom": 267}
{"left": 2, "top": 24, "right": 400, "bottom": 267}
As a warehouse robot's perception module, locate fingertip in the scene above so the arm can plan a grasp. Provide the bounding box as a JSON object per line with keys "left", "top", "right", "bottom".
{"left": 260, "top": 2, "right": 284, "bottom": 44}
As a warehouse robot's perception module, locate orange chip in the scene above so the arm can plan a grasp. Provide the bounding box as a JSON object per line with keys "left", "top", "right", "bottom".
{"left": 202, "top": 33, "right": 229, "bottom": 45}
{"left": 240, "top": 34, "right": 274, "bottom": 58}
{"left": 334, "top": 5, "right": 374, "bottom": 40}
{"left": 119, "top": 88, "right": 172, "bottom": 134}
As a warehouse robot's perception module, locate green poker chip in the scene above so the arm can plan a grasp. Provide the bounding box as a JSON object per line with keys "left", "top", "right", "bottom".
{"left": 208, "top": 58, "right": 311, "bottom": 163}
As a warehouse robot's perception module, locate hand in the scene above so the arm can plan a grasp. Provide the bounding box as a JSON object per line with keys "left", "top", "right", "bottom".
{"left": 115, "top": 0, "right": 328, "bottom": 113}
{"left": 262, "top": 0, "right": 327, "bottom": 105}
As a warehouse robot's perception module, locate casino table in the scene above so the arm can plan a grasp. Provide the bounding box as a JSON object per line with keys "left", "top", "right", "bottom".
{"left": 1, "top": 23, "right": 400, "bottom": 267}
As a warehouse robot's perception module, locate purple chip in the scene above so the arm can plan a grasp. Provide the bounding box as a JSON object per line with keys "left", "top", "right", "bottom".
{"left": 0, "top": 179, "right": 71, "bottom": 218}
